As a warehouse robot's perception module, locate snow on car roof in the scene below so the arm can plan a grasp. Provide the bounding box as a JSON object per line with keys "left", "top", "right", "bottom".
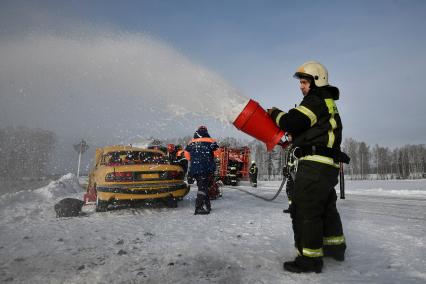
{"left": 100, "top": 145, "right": 164, "bottom": 155}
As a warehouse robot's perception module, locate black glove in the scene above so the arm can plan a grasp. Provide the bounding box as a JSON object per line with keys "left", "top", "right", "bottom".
{"left": 267, "top": 107, "right": 278, "bottom": 115}
{"left": 338, "top": 152, "right": 351, "bottom": 164}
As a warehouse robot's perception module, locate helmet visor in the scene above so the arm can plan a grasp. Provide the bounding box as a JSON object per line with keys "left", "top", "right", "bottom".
{"left": 293, "top": 72, "right": 313, "bottom": 81}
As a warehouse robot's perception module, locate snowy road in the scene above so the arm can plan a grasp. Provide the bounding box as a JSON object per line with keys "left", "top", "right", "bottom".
{"left": 0, "top": 175, "right": 425, "bottom": 283}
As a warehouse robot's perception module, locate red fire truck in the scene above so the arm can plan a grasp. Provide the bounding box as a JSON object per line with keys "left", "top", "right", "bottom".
{"left": 166, "top": 144, "right": 251, "bottom": 198}
{"left": 214, "top": 146, "right": 250, "bottom": 186}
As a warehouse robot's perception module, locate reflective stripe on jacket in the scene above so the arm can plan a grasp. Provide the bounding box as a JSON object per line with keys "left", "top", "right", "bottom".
{"left": 270, "top": 86, "right": 342, "bottom": 166}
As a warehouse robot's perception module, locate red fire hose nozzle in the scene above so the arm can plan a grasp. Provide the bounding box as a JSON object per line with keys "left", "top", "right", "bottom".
{"left": 233, "top": 99, "right": 286, "bottom": 151}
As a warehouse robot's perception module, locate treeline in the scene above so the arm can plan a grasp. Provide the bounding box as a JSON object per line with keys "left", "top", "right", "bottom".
{"left": 184, "top": 137, "right": 425, "bottom": 181}
{"left": 1, "top": 126, "right": 423, "bottom": 182}
{"left": 0, "top": 126, "right": 56, "bottom": 180}
{"left": 342, "top": 138, "right": 426, "bottom": 180}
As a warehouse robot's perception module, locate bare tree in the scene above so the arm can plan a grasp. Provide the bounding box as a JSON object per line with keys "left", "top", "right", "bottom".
{"left": 167, "top": 136, "right": 426, "bottom": 181}
{"left": 342, "top": 138, "right": 359, "bottom": 179}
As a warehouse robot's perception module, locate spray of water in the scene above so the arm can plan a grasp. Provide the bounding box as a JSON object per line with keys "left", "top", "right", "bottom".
{"left": 0, "top": 31, "right": 249, "bottom": 142}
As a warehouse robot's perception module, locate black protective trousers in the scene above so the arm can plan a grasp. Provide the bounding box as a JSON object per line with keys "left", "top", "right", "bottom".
{"left": 194, "top": 174, "right": 213, "bottom": 211}
{"left": 291, "top": 160, "right": 346, "bottom": 258}
{"left": 249, "top": 174, "right": 257, "bottom": 184}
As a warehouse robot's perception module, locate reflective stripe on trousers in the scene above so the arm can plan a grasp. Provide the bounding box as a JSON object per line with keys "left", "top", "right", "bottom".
{"left": 323, "top": 235, "right": 345, "bottom": 245}
{"left": 302, "top": 247, "right": 324, "bottom": 258}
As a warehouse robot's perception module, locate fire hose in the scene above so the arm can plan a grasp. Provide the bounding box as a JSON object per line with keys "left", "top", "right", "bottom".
{"left": 227, "top": 147, "right": 347, "bottom": 202}
{"left": 227, "top": 176, "right": 288, "bottom": 202}
{"left": 225, "top": 139, "right": 292, "bottom": 202}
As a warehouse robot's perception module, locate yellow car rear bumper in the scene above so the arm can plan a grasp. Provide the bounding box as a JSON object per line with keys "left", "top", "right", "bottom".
{"left": 97, "top": 182, "right": 189, "bottom": 201}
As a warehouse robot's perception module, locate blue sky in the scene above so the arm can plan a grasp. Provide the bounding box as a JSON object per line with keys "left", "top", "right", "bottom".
{"left": 1, "top": 0, "right": 426, "bottom": 147}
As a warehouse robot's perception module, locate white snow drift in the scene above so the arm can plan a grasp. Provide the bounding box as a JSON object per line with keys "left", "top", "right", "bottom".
{"left": 0, "top": 175, "right": 425, "bottom": 283}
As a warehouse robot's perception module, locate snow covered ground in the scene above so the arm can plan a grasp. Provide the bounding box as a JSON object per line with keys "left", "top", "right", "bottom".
{"left": 0, "top": 174, "right": 425, "bottom": 283}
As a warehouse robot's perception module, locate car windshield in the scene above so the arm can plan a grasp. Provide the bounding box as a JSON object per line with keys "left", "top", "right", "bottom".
{"left": 101, "top": 151, "right": 167, "bottom": 166}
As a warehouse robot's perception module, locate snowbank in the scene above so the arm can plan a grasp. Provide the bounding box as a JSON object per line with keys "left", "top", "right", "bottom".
{"left": 0, "top": 175, "right": 424, "bottom": 283}
{"left": 0, "top": 173, "right": 84, "bottom": 223}
{"left": 344, "top": 179, "right": 426, "bottom": 197}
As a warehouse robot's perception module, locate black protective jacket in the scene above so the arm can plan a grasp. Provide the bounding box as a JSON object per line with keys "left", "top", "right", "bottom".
{"left": 249, "top": 164, "right": 258, "bottom": 176}
{"left": 270, "top": 86, "right": 342, "bottom": 160}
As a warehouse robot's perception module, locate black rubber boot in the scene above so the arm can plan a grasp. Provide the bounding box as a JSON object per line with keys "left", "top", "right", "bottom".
{"left": 324, "top": 251, "right": 344, "bottom": 261}
{"left": 205, "top": 198, "right": 211, "bottom": 213}
{"left": 194, "top": 207, "right": 210, "bottom": 215}
{"left": 283, "top": 256, "right": 322, "bottom": 273}
{"left": 194, "top": 197, "right": 208, "bottom": 215}
{"left": 283, "top": 204, "right": 293, "bottom": 214}
{"left": 323, "top": 245, "right": 345, "bottom": 261}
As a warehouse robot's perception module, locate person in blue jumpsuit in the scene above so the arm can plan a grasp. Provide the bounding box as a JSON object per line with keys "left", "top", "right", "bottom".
{"left": 185, "top": 126, "right": 219, "bottom": 215}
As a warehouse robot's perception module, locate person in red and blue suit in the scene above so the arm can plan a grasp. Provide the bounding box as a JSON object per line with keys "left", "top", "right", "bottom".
{"left": 185, "top": 126, "right": 219, "bottom": 215}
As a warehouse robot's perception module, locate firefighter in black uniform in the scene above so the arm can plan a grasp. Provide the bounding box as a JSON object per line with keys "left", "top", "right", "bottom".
{"left": 268, "top": 61, "right": 346, "bottom": 273}
{"left": 249, "top": 161, "right": 258, "bottom": 187}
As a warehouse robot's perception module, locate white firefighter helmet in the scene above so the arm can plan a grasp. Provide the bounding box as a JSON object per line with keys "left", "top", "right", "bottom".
{"left": 251, "top": 160, "right": 256, "bottom": 164}
{"left": 293, "top": 61, "right": 328, "bottom": 87}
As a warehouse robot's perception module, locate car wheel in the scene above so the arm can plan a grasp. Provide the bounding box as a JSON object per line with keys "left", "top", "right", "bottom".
{"left": 164, "top": 197, "right": 178, "bottom": 208}
{"left": 96, "top": 195, "right": 109, "bottom": 212}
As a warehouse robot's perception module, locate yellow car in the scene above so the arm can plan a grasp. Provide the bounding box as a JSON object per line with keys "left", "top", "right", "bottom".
{"left": 84, "top": 145, "right": 189, "bottom": 211}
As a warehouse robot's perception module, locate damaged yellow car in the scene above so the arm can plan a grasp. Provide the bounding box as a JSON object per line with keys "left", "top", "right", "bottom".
{"left": 84, "top": 145, "right": 189, "bottom": 211}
